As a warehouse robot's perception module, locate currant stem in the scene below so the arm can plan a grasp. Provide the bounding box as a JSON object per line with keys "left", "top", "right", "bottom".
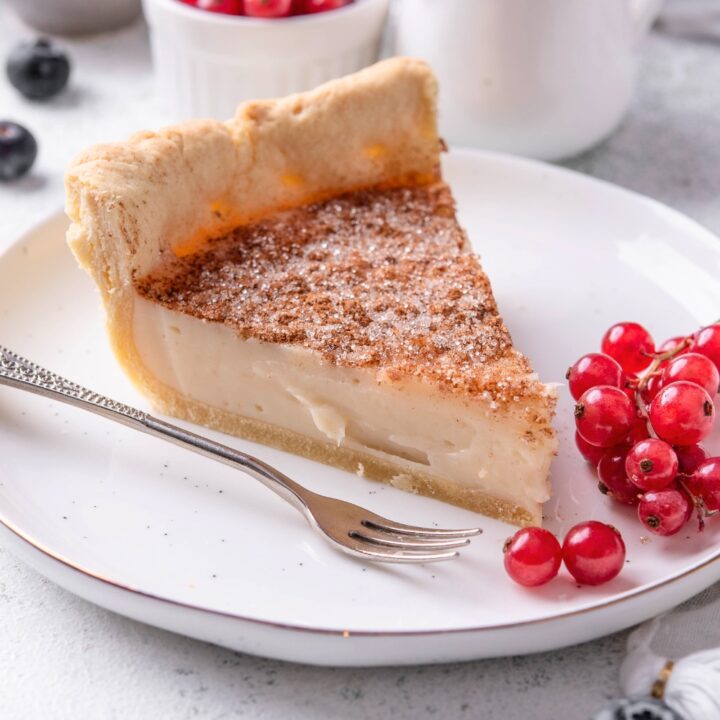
{"left": 640, "top": 336, "right": 693, "bottom": 367}
{"left": 634, "top": 335, "right": 695, "bottom": 430}
{"left": 677, "top": 477, "right": 719, "bottom": 532}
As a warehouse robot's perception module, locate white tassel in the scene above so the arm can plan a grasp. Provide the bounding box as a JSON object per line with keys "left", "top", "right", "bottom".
{"left": 663, "top": 650, "right": 720, "bottom": 720}
{"left": 621, "top": 618, "right": 668, "bottom": 696}
{"left": 621, "top": 618, "right": 720, "bottom": 720}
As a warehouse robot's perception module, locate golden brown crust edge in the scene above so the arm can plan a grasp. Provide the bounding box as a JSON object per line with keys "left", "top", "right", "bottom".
{"left": 64, "top": 58, "right": 444, "bottom": 421}
{"left": 65, "top": 57, "right": 440, "bottom": 285}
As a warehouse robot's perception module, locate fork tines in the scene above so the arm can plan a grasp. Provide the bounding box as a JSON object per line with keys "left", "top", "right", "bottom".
{"left": 347, "top": 518, "right": 483, "bottom": 563}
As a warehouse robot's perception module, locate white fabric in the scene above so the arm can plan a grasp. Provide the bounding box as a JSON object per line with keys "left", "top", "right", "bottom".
{"left": 620, "top": 584, "right": 720, "bottom": 720}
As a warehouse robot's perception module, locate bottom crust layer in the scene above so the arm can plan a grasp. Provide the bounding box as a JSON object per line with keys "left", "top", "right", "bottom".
{"left": 152, "top": 391, "right": 536, "bottom": 528}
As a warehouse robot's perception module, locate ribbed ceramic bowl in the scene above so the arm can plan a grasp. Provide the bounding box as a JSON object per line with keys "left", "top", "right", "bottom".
{"left": 142, "top": 0, "right": 391, "bottom": 120}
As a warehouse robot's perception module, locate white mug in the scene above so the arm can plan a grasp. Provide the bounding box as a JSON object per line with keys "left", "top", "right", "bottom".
{"left": 394, "top": 0, "right": 663, "bottom": 160}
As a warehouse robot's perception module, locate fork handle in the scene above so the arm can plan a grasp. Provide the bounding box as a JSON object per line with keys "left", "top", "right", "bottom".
{"left": 0, "top": 345, "right": 310, "bottom": 511}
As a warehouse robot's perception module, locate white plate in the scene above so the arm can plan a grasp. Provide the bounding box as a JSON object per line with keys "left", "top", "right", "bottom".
{"left": 1, "top": 149, "right": 719, "bottom": 667}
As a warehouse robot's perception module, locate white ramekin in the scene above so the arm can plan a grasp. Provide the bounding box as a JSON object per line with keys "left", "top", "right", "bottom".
{"left": 142, "top": 0, "right": 391, "bottom": 120}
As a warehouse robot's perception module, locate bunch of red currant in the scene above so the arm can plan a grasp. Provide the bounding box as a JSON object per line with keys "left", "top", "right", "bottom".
{"left": 178, "top": 0, "right": 351, "bottom": 17}
{"left": 571, "top": 321, "right": 720, "bottom": 536}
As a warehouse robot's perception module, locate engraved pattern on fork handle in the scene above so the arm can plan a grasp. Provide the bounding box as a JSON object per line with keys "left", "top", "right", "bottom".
{"left": 0, "top": 344, "right": 148, "bottom": 424}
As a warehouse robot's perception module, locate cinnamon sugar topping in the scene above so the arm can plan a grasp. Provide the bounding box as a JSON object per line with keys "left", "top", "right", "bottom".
{"left": 137, "top": 184, "right": 541, "bottom": 402}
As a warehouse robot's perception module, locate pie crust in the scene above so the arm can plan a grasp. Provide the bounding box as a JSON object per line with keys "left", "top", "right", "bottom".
{"left": 65, "top": 58, "right": 557, "bottom": 526}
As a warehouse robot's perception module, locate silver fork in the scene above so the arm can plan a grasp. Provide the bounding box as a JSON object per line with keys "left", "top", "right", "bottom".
{"left": 0, "top": 346, "right": 481, "bottom": 563}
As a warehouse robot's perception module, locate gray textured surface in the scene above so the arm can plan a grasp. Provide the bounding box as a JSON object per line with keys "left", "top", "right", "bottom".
{"left": 0, "top": 5, "right": 718, "bottom": 719}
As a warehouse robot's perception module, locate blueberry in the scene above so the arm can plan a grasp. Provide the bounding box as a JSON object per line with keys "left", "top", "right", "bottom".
{"left": 6, "top": 39, "right": 71, "bottom": 101}
{"left": 0, "top": 122, "right": 38, "bottom": 181}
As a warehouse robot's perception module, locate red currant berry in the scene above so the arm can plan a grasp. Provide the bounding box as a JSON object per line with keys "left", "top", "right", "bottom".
{"left": 625, "top": 439, "right": 678, "bottom": 491}
{"left": 244, "top": 0, "right": 292, "bottom": 16}
{"left": 562, "top": 521, "right": 626, "bottom": 586}
{"left": 649, "top": 381, "right": 715, "bottom": 445}
{"left": 503, "top": 527, "right": 562, "bottom": 587}
{"left": 566, "top": 353, "right": 625, "bottom": 401}
{"left": 190, "top": 0, "right": 245, "bottom": 13}
{"left": 575, "top": 386, "right": 635, "bottom": 448}
{"left": 640, "top": 374, "right": 663, "bottom": 404}
{"left": 686, "top": 457, "right": 720, "bottom": 512}
{"left": 661, "top": 352, "right": 720, "bottom": 397}
{"left": 624, "top": 381, "right": 638, "bottom": 405}
{"left": 597, "top": 446, "right": 639, "bottom": 505}
{"left": 694, "top": 324, "right": 720, "bottom": 372}
{"left": 627, "top": 416, "right": 651, "bottom": 445}
{"left": 300, "top": 0, "right": 350, "bottom": 12}
{"left": 658, "top": 335, "right": 692, "bottom": 356}
{"left": 638, "top": 488, "right": 691, "bottom": 536}
{"left": 601, "top": 322, "right": 655, "bottom": 374}
{"left": 675, "top": 444, "right": 709, "bottom": 475}
{"left": 575, "top": 430, "right": 607, "bottom": 466}
{"left": 678, "top": 484, "right": 697, "bottom": 523}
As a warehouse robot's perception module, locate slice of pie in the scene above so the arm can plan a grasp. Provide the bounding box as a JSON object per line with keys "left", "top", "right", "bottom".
{"left": 65, "top": 58, "right": 557, "bottom": 526}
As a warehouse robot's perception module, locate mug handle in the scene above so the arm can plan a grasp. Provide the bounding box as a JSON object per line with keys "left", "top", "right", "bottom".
{"left": 630, "top": 0, "right": 664, "bottom": 39}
